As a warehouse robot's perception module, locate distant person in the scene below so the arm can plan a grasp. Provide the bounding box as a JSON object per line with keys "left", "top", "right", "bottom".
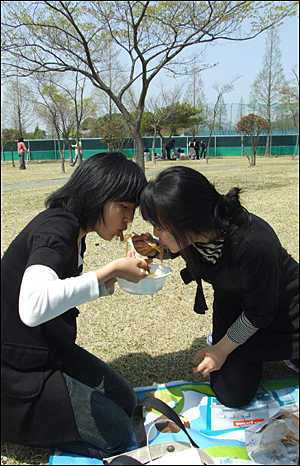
{"left": 179, "top": 148, "right": 185, "bottom": 160}
{"left": 71, "top": 138, "right": 83, "bottom": 167}
{"left": 172, "top": 148, "right": 180, "bottom": 159}
{"left": 200, "top": 140, "right": 207, "bottom": 159}
{"left": 144, "top": 148, "right": 151, "bottom": 161}
{"left": 173, "top": 147, "right": 184, "bottom": 160}
{"left": 1, "top": 152, "right": 151, "bottom": 460}
{"left": 17, "top": 137, "right": 30, "bottom": 170}
{"left": 188, "top": 139, "right": 196, "bottom": 159}
{"left": 193, "top": 139, "right": 200, "bottom": 160}
{"left": 165, "top": 139, "right": 176, "bottom": 160}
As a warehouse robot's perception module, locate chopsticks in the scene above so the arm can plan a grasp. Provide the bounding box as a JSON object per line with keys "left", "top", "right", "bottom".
{"left": 132, "top": 232, "right": 162, "bottom": 253}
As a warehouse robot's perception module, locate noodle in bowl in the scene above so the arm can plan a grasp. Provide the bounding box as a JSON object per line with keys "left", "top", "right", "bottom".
{"left": 117, "top": 264, "right": 172, "bottom": 295}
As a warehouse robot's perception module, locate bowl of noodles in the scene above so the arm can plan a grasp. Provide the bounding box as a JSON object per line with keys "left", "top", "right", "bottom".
{"left": 117, "top": 264, "right": 172, "bottom": 295}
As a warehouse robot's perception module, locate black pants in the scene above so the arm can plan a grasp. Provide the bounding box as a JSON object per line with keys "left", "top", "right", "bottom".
{"left": 210, "top": 359, "right": 263, "bottom": 408}
{"left": 19, "top": 152, "right": 26, "bottom": 170}
{"left": 200, "top": 149, "right": 206, "bottom": 159}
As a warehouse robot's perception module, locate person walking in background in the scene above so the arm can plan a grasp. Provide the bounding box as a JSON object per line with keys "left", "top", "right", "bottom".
{"left": 165, "top": 139, "right": 176, "bottom": 160}
{"left": 17, "top": 137, "right": 30, "bottom": 170}
{"left": 133, "top": 166, "right": 299, "bottom": 409}
{"left": 200, "top": 140, "right": 207, "bottom": 159}
{"left": 71, "top": 138, "right": 83, "bottom": 166}
{"left": 1, "top": 152, "right": 151, "bottom": 460}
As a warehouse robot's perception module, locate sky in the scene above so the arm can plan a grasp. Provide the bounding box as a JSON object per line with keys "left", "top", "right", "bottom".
{"left": 147, "top": 14, "right": 299, "bottom": 111}
{"left": 2, "top": 11, "right": 298, "bottom": 132}
{"left": 189, "top": 15, "right": 299, "bottom": 106}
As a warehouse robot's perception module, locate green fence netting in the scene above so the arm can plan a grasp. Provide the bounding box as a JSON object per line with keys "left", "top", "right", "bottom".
{"left": 1, "top": 133, "right": 298, "bottom": 161}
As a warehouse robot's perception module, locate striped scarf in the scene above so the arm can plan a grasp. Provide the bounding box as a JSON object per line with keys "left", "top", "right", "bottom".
{"left": 193, "top": 235, "right": 225, "bottom": 264}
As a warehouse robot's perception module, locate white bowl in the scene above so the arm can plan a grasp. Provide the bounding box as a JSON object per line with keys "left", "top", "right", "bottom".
{"left": 117, "top": 264, "right": 172, "bottom": 295}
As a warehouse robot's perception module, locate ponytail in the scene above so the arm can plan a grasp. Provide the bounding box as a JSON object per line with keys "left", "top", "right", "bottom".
{"left": 214, "top": 187, "right": 250, "bottom": 233}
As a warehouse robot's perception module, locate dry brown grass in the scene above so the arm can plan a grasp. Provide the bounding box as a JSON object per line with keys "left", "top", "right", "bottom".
{"left": 1, "top": 155, "right": 299, "bottom": 465}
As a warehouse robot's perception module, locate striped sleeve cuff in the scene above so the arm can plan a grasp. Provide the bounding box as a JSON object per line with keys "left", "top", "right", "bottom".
{"left": 227, "top": 312, "right": 259, "bottom": 345}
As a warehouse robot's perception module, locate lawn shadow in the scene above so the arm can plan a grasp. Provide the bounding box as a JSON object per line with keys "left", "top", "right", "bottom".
{"left": 109, "top": 337, "right": 298, "bottom": 389}
{"left": 109, "top": 337, "right": 210, "bottom": 388}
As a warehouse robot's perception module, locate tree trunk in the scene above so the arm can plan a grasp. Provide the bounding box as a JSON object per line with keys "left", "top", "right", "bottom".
{"left": 265, "top": 131, "right": 270, "bottom": 157}
{"left": 56, "top": 135, "right": 65, "bottom": 173}
{"left": 132, "top": 130, "right": 145, "bottom": 171}
{"left": 151, "top": 127, "right": 157, "bottom": 165}
{"left": 11, "top": 148, "right": 15, "bottom": 167}
{"left": 205, "top": 129, "right": 213, "bottom": 164}
{"left": 250, "top": 146, "right": 256, "bottom": 166}
{"left": 67, "top": 139, "right": 73, "bottom": 163}
{"left": 159, "top": 134, "right": 166, "bottom": 160}
{"left": 241, "top": 139, "right": 251, "bottom": 165}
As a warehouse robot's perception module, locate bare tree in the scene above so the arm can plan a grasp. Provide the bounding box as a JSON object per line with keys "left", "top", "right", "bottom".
{"left": 140, "top": 85, "right": 184, "bottom": 163}
{"left": 215, "top": 95, "right": 229, "bottom": 131}
{"left": 249, "top": 29, "right": 288, "bottom": 156}
{"left": 205, "top": 76, "right": 241, "bottom": 162}
{"left": 55, "top": 72, "right": 97, "bottom": 163}
{"left": 237, "top": 96, "right": 246, "bottom": 125}
{"left": 1, "top": 77, "right": 36, "bottom": 136}
{"left": 183, "top": 58, "right": 208, "bottom": 136}
{"left": 2, "top": 1, "right": 297, "bottom": 170}
{"left": 91, "top": 44, "right": 127, "bottom": 121}
{"left": 279, "top": 65, "right": 299, "bottom": 159}
{"left": 36, "top": 77, "right": 75, "bottom": 172}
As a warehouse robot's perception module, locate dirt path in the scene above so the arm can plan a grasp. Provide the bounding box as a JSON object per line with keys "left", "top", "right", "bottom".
{"left": 1, "top": 163, "right": 298, "bottom": 192}
{"left": 0, "top": 166, "right": 244, "bottom": 192}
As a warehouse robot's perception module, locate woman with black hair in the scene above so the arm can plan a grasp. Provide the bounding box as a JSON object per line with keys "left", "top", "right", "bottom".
{"left": 133, "top": 166, "right": 299, "bottom": 408}
{"left": 17, "top": 136, "right": 30, "bottom": 170}
{"left": 1, "top": 152, "right": 151, "bottom": 459}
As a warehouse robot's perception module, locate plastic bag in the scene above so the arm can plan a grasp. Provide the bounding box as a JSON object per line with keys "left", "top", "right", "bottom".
{"left": 245, "top": 402, "right": 299, "bottom": 465}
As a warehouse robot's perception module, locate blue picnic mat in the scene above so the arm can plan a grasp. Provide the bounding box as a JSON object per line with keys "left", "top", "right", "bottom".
{"left": 49, "top": 377, "right": 299, "bottom": 465}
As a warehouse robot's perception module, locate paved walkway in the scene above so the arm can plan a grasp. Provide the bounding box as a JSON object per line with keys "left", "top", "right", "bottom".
{"left": 1, "top": 163, "right": 298, "bottom": 192}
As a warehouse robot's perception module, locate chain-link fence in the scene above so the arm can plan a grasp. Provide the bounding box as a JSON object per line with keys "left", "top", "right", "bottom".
{"left": 1, "top": 131, "right": 298, "bottom": 161}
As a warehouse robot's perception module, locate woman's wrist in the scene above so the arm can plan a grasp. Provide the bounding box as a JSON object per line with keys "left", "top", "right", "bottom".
{"left": 215, "top": 334, "right": 239, "bottom": 356}
{"left": 94, "top": 261, "right": 117, "bottom": 285}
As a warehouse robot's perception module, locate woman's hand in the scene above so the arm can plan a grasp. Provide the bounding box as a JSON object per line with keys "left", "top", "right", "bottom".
{"left": 113, "top": 256, "right": 151, "bottom": 283}
{"left": 132, "top": 233, "right": 157, "bottom": 257}
{"left": 94, "top": 256, "right": 151, "bottom": 286}
{"left": 193, "top": 335, "right": 239, "bottom": 375}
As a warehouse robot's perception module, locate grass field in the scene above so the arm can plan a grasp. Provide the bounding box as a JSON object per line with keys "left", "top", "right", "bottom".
{"left": 1, "top": 155, "right": 299, "bottom": 465}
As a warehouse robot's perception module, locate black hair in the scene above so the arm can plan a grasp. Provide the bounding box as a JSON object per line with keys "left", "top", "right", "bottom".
{"left": 18, "top": 137, "right": 24, "bottom": 142}
{"left": 45, "top": 152, "right": 147, "bottom": 231}
{"left": 140, "top": 166, "right": 250, "bottom": 252}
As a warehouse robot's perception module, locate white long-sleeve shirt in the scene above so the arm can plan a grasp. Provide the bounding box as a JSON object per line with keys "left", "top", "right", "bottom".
{"left": 19, "top": 264, "right": 112, "bottom": 327}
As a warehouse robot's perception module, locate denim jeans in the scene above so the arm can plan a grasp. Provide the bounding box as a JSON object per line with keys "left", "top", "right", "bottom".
{"left": 71, "top": 153, "right": 78, "bottom": 166}
{"left": 19, "top": 152, "right": 26, "bottom": 169}
{"left": 54, "top": 344, "right": 136, "bottom": 459}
